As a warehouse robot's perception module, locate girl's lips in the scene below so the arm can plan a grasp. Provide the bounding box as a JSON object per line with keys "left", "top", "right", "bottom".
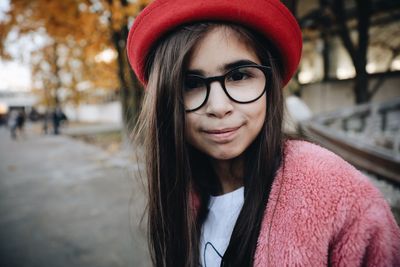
{"left": 203, "top": 126, "right": 241, "bottom": 142}
{"left": 205, "top": 127, "right": 240, "bottom": 134}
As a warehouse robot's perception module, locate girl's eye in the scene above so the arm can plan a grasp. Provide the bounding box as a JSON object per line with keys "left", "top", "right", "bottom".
{"left": 184, "top": 76, "right": 204, "bottom": 91}
{"left": 227, "top": 70, "right": 250, "bottom": 82}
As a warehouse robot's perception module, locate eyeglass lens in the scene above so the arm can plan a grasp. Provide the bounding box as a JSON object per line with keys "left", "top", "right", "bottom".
{"left": 184, "top": 66, "right": 267, "bottom": 111}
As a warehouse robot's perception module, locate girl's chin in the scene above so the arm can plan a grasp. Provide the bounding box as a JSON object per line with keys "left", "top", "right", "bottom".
{"left": 206, "top": 148, "right": 244, "bottom": 161}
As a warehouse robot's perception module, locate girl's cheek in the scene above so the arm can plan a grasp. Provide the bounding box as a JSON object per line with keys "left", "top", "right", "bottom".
{"left": 184, "top": 116, "right": 196, "bottom": 142}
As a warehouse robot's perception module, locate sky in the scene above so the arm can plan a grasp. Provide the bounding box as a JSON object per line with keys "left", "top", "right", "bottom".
{"left": 0, "top": 0, "right": 32, "bottom": 92}
{"left": 0, "top": 61, "right": 31, "bottom": 91}
{"left": 0, "top": 0, "right": 9, "bottom": 18}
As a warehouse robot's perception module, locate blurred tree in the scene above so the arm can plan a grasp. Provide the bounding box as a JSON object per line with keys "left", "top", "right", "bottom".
{"left": 103, "top": 0, "right": 150, "bottom": 131}
{"left": 300, "top": 0, "right": 400, "bottom": 104}
{"left": 332, "top": 0, "right": 371, "bottom": 104}
{"left": 281, "top": 0, "right": 302, "bottom": 96}
{"left": 0, "top": 0, "right": 150, "bottom": 130}
{"left": 282, "top": 0, "right": 298, "bottom": 16}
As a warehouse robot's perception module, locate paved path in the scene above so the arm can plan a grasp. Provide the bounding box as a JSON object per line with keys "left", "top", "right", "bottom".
{"left": 0, "top": 125, "right": 150, "bottom": 267}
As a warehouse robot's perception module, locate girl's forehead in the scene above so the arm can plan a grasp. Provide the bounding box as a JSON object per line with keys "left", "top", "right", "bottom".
{"left": 187, "top": 26, "right": 260, "bottom": 74}
{"left": 198, "top": 26, "right": 255, "bottom": 51}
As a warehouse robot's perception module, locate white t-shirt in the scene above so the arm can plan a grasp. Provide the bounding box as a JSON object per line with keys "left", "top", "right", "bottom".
{"left": 199, "top": 187, "right": 244, "bottom": 267}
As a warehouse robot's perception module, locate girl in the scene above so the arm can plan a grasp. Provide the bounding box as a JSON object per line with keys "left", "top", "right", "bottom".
{"left": 127, "top": 0, "right": 400, "bottom": 266}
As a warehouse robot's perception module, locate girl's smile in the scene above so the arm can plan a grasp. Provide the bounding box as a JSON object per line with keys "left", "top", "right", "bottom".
{"left": 185, "top": 26, "right": 266, "bottom": 160}
{"left": 202, "top": 125, "right": 242, "bottom": 144}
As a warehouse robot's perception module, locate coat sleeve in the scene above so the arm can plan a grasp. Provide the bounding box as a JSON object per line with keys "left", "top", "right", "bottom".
{"left": 329, "top": 180, "right": 400, "bottom": 267}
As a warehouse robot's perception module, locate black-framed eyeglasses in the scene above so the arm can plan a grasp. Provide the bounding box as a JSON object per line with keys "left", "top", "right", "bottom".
{"left": 183, "top": 64, "right": 271, "bottom": 112}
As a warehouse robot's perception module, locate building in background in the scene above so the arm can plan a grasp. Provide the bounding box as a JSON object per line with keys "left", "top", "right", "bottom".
{"left": 283, "top": 0, "right": 400, "bottom": 113}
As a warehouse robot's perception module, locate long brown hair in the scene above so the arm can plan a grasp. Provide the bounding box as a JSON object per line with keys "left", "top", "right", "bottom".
{"left": 134, "top": 22, "right": 284, "bottom": 267}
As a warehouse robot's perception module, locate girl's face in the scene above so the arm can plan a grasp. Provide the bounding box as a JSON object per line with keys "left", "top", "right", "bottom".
{"left": 185, "top": 27, "right": 266, "bottom": 160}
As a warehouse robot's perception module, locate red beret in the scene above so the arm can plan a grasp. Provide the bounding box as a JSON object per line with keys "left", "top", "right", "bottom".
{"left": 127, "top": 0, "right": 302, "bottom": 87}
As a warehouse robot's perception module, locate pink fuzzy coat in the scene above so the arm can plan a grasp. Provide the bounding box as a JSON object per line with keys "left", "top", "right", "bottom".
{"left": 253, "top": 140, "right": 400, "bottom": 266}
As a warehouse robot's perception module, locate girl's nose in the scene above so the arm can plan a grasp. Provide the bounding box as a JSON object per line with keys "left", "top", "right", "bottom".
{"left": 205, "top": 81, "right": 233, "bottom": 118}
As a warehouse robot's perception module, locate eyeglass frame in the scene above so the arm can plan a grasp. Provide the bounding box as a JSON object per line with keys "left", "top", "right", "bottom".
{"left": 183, "top": 64, "right": 271, "bottom": 112}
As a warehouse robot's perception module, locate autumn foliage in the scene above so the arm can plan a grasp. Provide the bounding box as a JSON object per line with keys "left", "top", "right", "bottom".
{"left": 0, "top": 0, "right": 151, "bottom": 126}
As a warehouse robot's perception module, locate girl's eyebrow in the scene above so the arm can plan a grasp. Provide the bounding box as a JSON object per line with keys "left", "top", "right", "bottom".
{"left": 221, "top": 59, "right": 259, "bottom": 72}
{"left": 187, "top": 59, "right": 258, "bottom": 76}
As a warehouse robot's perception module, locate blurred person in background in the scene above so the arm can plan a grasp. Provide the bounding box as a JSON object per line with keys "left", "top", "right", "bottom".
{"left": 7, "top": 109, "right": 25, "bottom": 140}
{"left": 16, "top": 110, "right": 26, "bottom": 138}
{"left": 52, "top": 106, "right": 67, "bottom": 135}
{"left": 8, "top": 109, "right": 18, "bottom": 139}
{"left": 42, "top": 109, "right": 49, "bottom": 135}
